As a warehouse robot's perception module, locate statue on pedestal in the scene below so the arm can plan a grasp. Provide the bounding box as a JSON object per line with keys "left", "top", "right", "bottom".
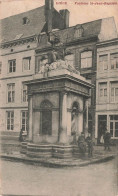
{"left": 38, "top": 44, "right": 80, "bottom": 75}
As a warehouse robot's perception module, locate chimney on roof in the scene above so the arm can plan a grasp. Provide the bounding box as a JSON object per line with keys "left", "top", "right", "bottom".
{"left": 45, "top": 0, "right": 54, "bottom": 33}
{"left": 59, "top": 9, "right": 70, "bottom": 28}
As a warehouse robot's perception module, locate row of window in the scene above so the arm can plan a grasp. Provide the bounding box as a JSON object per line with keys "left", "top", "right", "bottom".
{"left": 1, "top": 52, "right": 92, "bottom": 75}
{"left": 37, "top": 51, "right": 118, "bottom": 71}
{"left": 6, "top": 81, "right": 118, "bottom": 103}
{"left": 1, "top": 52, "right": 118, "bottom": 75}
{"left": 7, "top": 84, "right": 27, "bottom": 103}
{"left": 7, "top": 111, "right": 28, "bottom": 131}
{"left": 99, "top": 53, "right": 118, "bottom": 71}
{"left": 7, "top": 111, "right": 118, "bottom": 138}
{"left": 36, "top": 51, "right": 92, "bottom": 71}
{"left": 98, "top": 115, "right": 118, "bottom": 138}
{"left": 7, "top": 110, "right": 52, "bottom": 135}
{"left": 8, "top": 57, "right": 31, "bottom": 73}
{"left": 99, "top": 82, "right": 118, "bottom": 102}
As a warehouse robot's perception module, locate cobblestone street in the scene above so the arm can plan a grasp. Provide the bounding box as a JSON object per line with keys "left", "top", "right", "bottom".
{"left": 1, "top": 156, "right": 118, "bottom": 196}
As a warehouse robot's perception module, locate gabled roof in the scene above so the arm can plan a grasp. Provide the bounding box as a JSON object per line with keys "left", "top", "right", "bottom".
{"left": 0, "top": 6, "right": 46, "bottom": 43}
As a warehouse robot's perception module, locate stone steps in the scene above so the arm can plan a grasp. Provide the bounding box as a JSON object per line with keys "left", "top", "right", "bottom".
{"left": 21, "top": 143, "right": 85, "bottom": 159}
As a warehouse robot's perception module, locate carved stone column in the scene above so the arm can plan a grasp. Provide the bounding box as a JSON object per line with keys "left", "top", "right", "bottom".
{"left": 33, "top": 111, "right": 40, "bottom": 143}
{"left": 86, "top": 100, "right": 88, "bottom": 130}
{"left": 28, "top": 95, "right": 33, "bottom": 142}
{"left": 59, "top": 91, "right": 68, "bottom": 144}
{"left": 84, "top": 99, "right": 89, "bottom": 137}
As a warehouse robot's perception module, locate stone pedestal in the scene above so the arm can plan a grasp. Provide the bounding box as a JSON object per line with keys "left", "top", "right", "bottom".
{"left": 22, "top": 69, "right": 92, "bottom": 159}
{"left": 27, "top": 143, "right": 52, "bottom": 158}
{"left": 52, "top": 145, "right": 73, "bottom": 159}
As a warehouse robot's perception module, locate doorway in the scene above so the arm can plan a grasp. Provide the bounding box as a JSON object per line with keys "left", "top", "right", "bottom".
{"left": 40, "top": 100, "right": 53, "bottom": 136}
{"left": 41, "top": 110, "right": 52, "bottom": 135}
{"left": 98, "top": 115, "right": 107, "bottom": 144}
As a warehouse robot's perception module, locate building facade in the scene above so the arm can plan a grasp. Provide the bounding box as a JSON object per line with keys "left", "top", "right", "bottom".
{"left": 0, "top": 0, "right": 69, "bottom": 140}
{"left": 0, "top": 0, "right": 118, "bottom": 143}
{"left": 96, "top": 38, "right": 118, "bottom": 143}
{"left": 34, "top": 16, "right": 118, "bottom": 141}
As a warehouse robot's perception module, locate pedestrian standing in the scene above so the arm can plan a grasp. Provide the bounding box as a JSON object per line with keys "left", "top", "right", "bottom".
{"left": 77, "top": 132, "right": 86, "bottom": 155}
{"left": 103, "top": 130, "right": 111, "bottom": 151}
{"left": 86, "top": 134, "right": 93, "bottom": 157}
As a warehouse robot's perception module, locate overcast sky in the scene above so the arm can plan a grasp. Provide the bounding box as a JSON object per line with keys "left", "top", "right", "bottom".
{"left": 0, "top": 0, "right": 118, "bottom": 30}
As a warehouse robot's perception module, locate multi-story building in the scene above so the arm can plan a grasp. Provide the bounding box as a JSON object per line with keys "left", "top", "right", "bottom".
{"left": 35, "top": 16, "right": 118, "bottom": 140}
{"left": 96, "top": 38, "right": 118, "bottom": 143}
{"left": 0, "top": 0, "right": 69, "bottom": 141}
{"left": 0, "top": 0, "right": 118, "bottom": 144}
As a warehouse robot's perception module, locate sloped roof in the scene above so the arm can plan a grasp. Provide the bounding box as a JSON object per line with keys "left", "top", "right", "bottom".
{"left": 0, "top": 6, "right": 46, "bottom": 42}
{"left": 57, "top": 19, "right": 102, "bottom": 42}
{"left": 1, "top": 5, "right": 117, "bottom": 45}
{"left": 37, "top": 17, "right": 118, "bottom": 49}
{"left": 38, "top": 18, "right": 102, "bottom": 48}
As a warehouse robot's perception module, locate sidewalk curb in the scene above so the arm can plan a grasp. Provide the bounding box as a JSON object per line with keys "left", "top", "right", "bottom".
{"left": 0, "top": 154, "right": 115, "bottom": 168}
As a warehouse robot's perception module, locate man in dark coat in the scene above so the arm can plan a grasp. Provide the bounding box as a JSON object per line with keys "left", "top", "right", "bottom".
{"left": 103, "top": 130, "right": 111, "bottom": 151}
{"left": 86, "top": 134, "right": 94, "bottom": 157}
{"left": 77, "top": 132, "right": 86, "bottom": 154}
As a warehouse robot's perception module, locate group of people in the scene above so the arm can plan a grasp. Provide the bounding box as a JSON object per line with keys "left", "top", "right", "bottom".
{"left": 19, "top": 128, "right": 112, "bottom": 156}
{"left": 76, "top": 129, "right": 112, "bottom": 157}
{"left": 77, "top": 132, "right": 93, "bottom": 157}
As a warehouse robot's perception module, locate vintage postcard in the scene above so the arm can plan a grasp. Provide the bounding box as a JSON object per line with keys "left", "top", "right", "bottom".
{"left": 0, "top": 0, "right": 118, "bottom": 195}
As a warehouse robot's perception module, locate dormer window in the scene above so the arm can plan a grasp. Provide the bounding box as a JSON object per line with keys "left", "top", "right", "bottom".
{"left": 23, "top": 17, "right": 29, "bottom": 25}
{"left": 74, "top": 25, "right": 84, "bottom": 38}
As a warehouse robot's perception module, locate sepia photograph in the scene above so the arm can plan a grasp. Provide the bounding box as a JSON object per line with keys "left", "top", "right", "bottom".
{"left": 0, "top": 0, "right": 118, "bottom": 195}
